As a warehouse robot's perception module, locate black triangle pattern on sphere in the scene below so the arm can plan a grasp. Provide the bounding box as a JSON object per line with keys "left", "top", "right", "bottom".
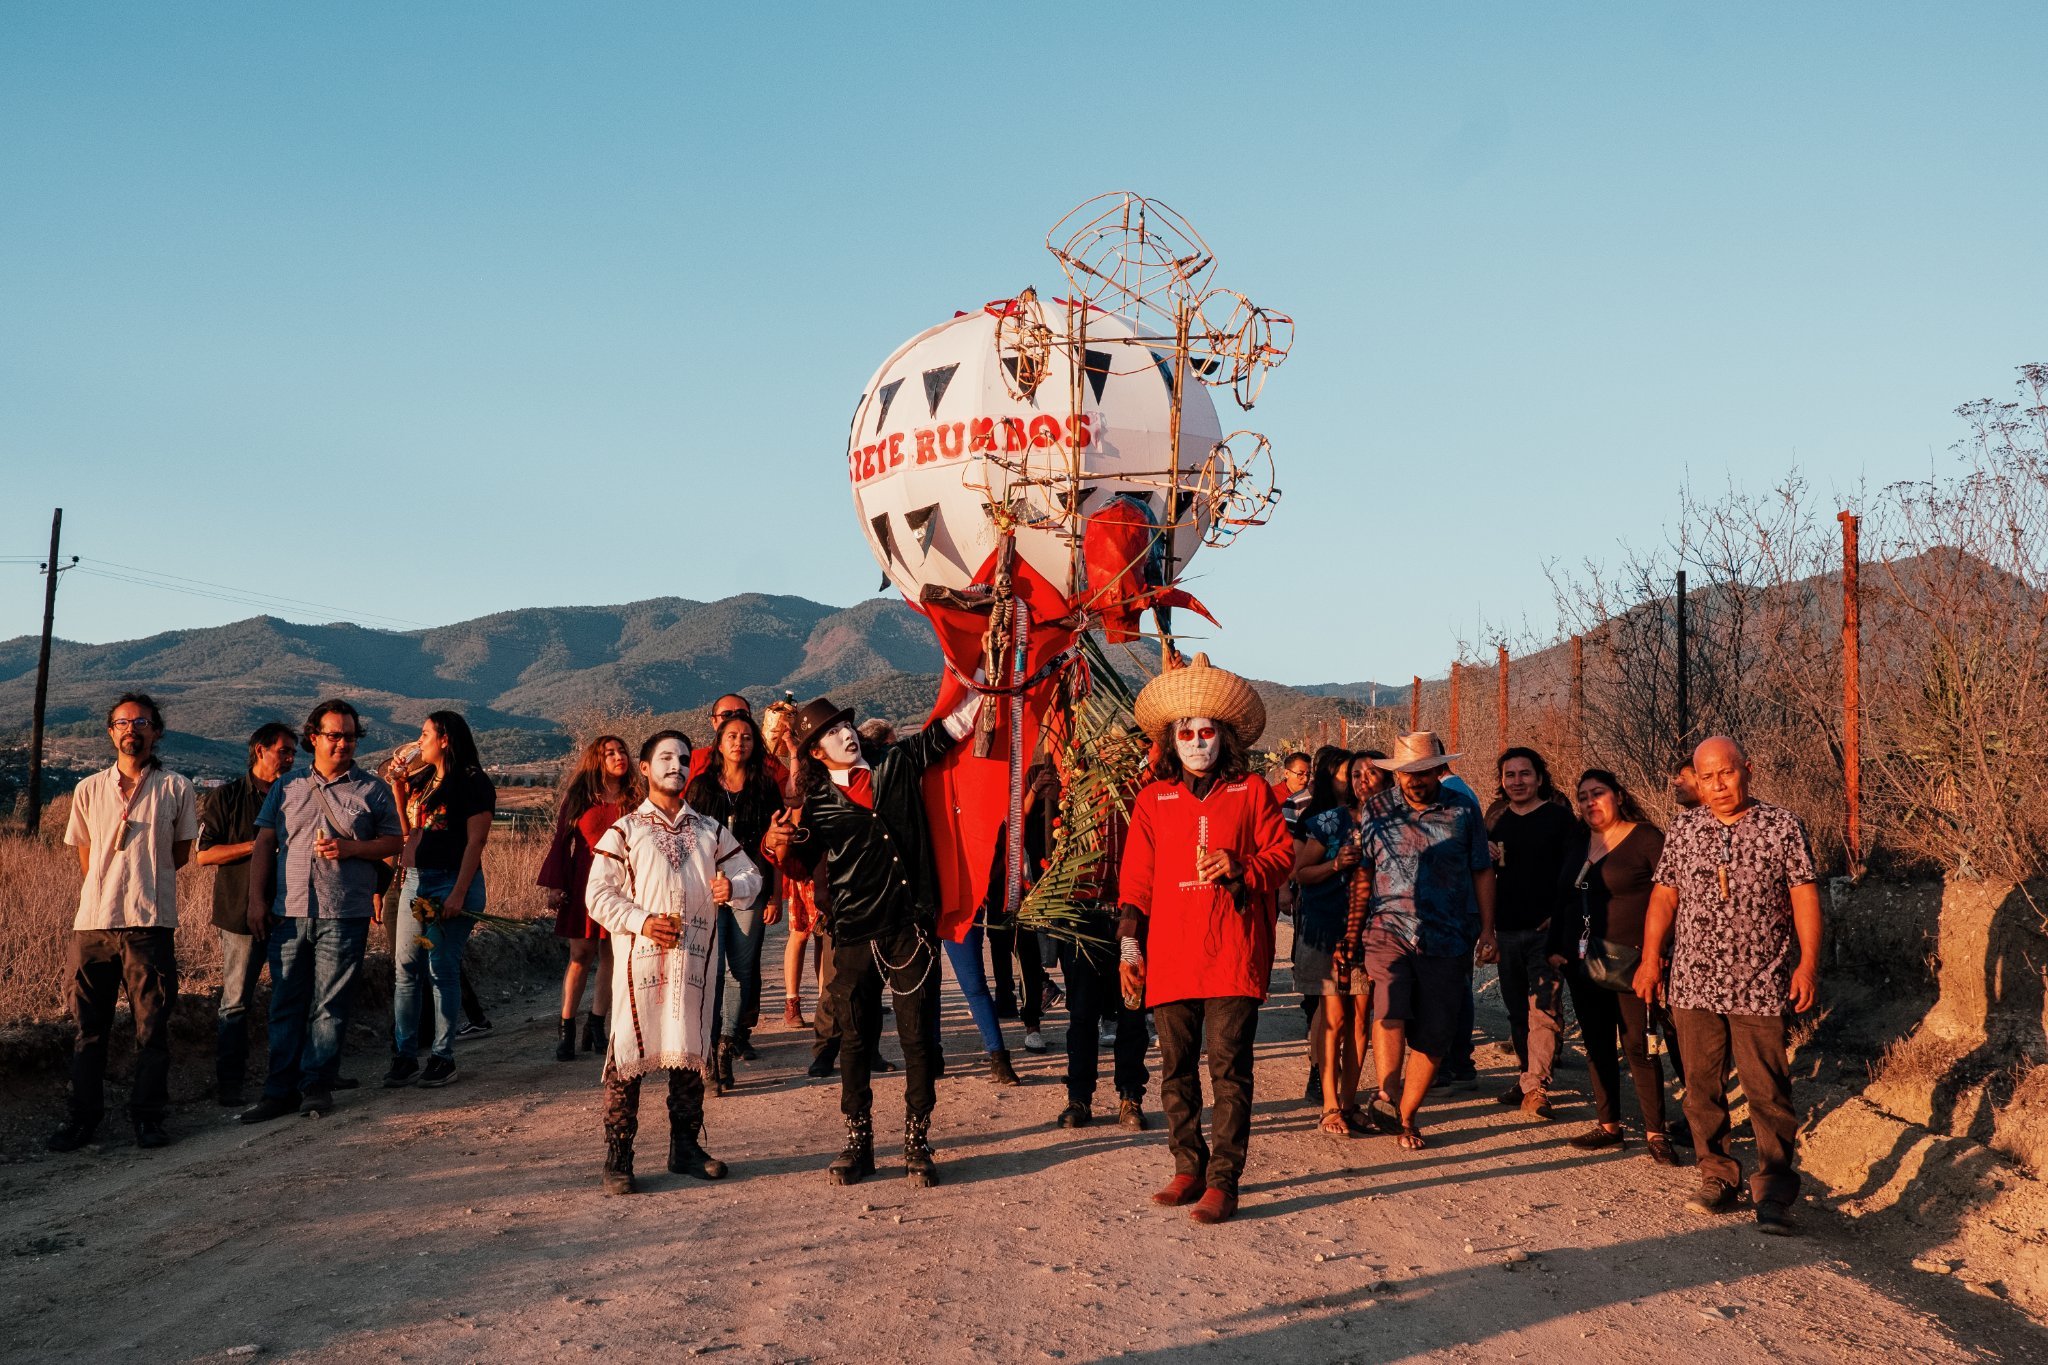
{"left": 906, "top": 504, "right": 940, "bottom": 553}
{"left": 871, "top": 513, "right": 898, "bottom": 565}
{"left": 1082, "top": 349, "right": 1113, "bottom": 403}
{"left": 922, "top": 364, "right": 959, "bottom": 418}
{"left": 1148, "top": 350, "right": 1178, "bottom": 396}
{"left": 999, "top": 356, "right": 1040, "bottom": 408}
{"left": 874, "top": 378, "right": 904, "bottom": 433}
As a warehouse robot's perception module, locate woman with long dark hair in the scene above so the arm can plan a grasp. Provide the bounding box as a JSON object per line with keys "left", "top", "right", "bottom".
{"left": 685, "top": 713, "right": 783, "bottom": 1093}
{"left": 762, "top": 700, "right": 822, "bottom": 1027}
{"left": 538, "top": 735, "right": 640, "bottom": 1061}
{"left": 1487, "top": 745, "right": 1579, "bottom": 1120}
{"left": 1549, "top": 768, "right": 1678, "bottom": 1162}
{"left": 385, "top": 710, "right": 497, "bottom": 1088}
{"left": 1289, "top": 745, "right": 1375, "bottom": 1136}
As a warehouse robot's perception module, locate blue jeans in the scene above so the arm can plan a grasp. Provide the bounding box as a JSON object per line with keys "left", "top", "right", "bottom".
{"left": 713, "top": 902, "right": 764, "bottom": 1038}
{"left": 393, "top": 867, "right": 482, "bottom": 1061}
{"left": 942, "top": 928, "right": 1006, "bottom": 1053}
{"left": 263, "top": 917, "right": 370, "bottom": 1098}
{"left": 216, "top": 927, "right": 267, "bottom": 1092}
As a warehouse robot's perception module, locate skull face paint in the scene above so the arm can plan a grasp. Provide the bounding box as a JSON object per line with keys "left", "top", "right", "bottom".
{"left": 815, "top": 721, "right": 863, "bottom": 770}
{"left": 1175, "top": 717, "right": 1220, "bottom": 774}
{"left": 643, "top": 737, "right": 690, "bottom": 796}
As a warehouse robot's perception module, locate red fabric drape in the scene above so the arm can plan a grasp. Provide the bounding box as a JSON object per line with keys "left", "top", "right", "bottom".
{"left": 918, "top": 551, "right": 1078, "bottom": 941}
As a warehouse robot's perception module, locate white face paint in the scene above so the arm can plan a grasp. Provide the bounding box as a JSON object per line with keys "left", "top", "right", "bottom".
{"left": 815, "top": 721, "right": 863, "bottom": 770}
{"left": 643, "top": 738, "right": 690, "bottom": 796}
{"left": 1174, "top": 716, "right": 1221, "bottom": 774}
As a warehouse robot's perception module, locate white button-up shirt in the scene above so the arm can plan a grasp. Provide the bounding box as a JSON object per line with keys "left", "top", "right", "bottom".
{"left": 64, "top": 764, "right": 199, "bottom": 930}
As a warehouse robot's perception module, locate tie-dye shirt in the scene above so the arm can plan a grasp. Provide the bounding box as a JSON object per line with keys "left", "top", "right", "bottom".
{"left": 1359, "top": 785, "right": 1493, "bottom": 956}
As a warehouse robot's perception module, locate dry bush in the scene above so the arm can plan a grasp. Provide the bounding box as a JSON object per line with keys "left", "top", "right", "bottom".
{"left": 1862, "top": 365, "right": 2048, "bottom": 884}
{"left": 0, "top": 833, "right": 552, "bottom": 1026}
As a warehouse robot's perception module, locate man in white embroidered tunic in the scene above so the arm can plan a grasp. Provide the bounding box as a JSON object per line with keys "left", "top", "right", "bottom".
{"left": 586, "top": 730, "right": 762, "bottom": 1195}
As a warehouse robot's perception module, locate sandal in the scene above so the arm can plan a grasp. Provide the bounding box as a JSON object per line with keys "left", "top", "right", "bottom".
{"left": 1319, "top": 1108, "right": 1354, "bottom": 1138}
{"left": 1341, "top": 1106, "right": 1374, "bottom": 1136}
{"left": 1397, "top": 1125, "right": 1427, "bottom": 1151}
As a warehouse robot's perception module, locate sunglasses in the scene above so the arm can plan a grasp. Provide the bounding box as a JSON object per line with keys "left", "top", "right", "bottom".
{"left": 1176, "top": 725, "right": 1217, "bottom": 742}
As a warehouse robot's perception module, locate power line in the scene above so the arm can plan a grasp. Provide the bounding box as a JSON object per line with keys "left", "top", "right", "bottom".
{"left": 82, "top": 556, "right": 427, "bottom": 627}
{"left": 70, "top": 562, "right": 424, "bottom": 631}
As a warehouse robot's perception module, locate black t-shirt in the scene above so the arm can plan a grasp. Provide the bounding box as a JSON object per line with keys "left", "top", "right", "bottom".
{"left": 1550, "top": 823, "right": 1667, "bottom": 958}
{"left": 412, "top": 768, "right": 498, "bottom": 871}
{"left": 1488, "top": 801, "right": 1581, "bottom": 933}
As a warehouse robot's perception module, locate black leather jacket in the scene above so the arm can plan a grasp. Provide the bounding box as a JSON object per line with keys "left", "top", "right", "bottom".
{"left": 787, "top": 722, "right": 957, "bottom": 946}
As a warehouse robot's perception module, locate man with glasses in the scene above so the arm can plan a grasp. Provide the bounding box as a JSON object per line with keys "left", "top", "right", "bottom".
{"left": 49, "top": 694, "right": 199, "bottom": 1152}
{"left": 240, "top": 699, "right": 402, "bottom": 1123}
{"left": 196, "top": 722, "right": 298, "bottom": 1106}
{"left": 1272, "top": 752, "right": 1312, "bottom": 835}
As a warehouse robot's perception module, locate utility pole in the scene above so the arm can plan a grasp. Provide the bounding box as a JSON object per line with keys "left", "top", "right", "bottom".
{"left": 26, "top": 508, "right": 75, "bottom": 837}
{"left": 1674, "top": 569, "right": 1690, "bottom": 756}
{"left": 1448, "top": 661, "right": 1461, "bottom": 752}
{"left": 1497, "top": 644, "right": 1510, "bottom": 747}
{"left": 1839, "top": 511, "right": 1863, "bottom": 875}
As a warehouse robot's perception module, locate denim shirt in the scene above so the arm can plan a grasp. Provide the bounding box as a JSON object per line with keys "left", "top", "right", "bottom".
{"left": 255, "top": 765, "right": 400, "bottom": 919}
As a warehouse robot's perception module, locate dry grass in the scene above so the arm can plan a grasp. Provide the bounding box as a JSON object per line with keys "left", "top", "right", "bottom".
{"left": 0, "top": 830, "right": 552, "bottom": 1026}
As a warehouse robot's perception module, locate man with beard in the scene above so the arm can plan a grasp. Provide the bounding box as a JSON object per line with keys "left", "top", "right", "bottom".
{"left": 585, "top": 731, "right": 761, "bottom": 1194}
{"left": 762, "top": 690, "right": 979, "bottom": 1187}
{"left": 49, "top": 694, "right": 199, "bottom": 1152}
{"left": 1118, "top": 655, "right": 1296, "bottom": 1225}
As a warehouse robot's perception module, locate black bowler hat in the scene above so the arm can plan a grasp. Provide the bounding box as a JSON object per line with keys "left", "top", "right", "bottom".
{"left": 788, "top": 697, "right": 856, "bottom": 757}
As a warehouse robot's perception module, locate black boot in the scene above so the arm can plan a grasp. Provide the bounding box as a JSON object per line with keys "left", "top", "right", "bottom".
{"left": 582, "top": 1013, "right": 607, "bottom": 1053}
{"left": 988, "top": 1048, "right": 1021, "bottom": 1087}
{"left": 555, "top": 1017, "right": 577, "bottom": 1063}
{"left": 904, "top": 1112, "right": 938, "bottom": 1187}
{"left": 714, "top": 1036, "right": 737, "bottom": 1095}
{"left": 602, "top": 1137, "right": 636, "bottom": 1196}
{"left": 669, "top": 1125, "right": 727, "bottom": 1180}
{"left": 1304, "top": 1064, "right": 1322, "bottom": 1103}
{"left": 732, "top": 1025, "right": 757, "bottom": 1061}
{"left": 828, "top": 1111, "right": 875, "bottom": 1185}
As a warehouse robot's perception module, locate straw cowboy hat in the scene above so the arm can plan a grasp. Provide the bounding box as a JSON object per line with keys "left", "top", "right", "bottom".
{"left": 1370, "top": 731, "right": 1461, "bottom": 774}
{"left": 788, "top": 696, "right": 857, "bottom": 757}
{"left": 1133, "top": 653, "right": 1267, "bottom": 747}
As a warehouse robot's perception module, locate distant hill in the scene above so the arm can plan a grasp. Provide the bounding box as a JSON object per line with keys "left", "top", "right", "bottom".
{"left": 0, "top": 594, "right": 949, "bottom": 779}
{"left": 0, "top": 592, "right": 1517, "bottom": 787}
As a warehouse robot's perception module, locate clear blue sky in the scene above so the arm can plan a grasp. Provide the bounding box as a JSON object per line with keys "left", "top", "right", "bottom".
{"left": 4, "top": 4, "right": 2042, "bottom": 690}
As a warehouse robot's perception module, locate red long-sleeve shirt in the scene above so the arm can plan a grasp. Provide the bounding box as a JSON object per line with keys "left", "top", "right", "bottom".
{"left": 1119, "top": 775, "right": 1295, "bottom": 1007}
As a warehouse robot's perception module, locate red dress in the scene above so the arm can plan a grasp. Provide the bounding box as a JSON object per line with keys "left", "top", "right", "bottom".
{"left": 537, "top": 800, "right": 625, "bottom": 939}
{"left": 1119, "top": 776, "right": 1295, "bottom": 1008}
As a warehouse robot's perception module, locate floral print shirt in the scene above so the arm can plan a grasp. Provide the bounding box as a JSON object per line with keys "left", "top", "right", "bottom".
{"left": 1654, "top": 801, "right": 1817, "bottom": 1015}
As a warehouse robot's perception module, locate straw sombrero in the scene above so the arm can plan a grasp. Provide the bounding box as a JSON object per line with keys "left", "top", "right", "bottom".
{"left": 1133, "top": 653, "right": 1266, "bottom": 746}
{"left": 1369, "top": 731, "right": 1461, "bottom": 774}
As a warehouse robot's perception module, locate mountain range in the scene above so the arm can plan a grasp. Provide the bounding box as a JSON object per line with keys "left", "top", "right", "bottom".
{"left": 0, "top": 593, "right": 1413, "bottom": 780}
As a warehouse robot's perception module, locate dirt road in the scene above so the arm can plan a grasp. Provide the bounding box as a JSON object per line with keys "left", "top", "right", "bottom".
{"left": 2, "top": 924, "right": 2040, "bottom": 1364}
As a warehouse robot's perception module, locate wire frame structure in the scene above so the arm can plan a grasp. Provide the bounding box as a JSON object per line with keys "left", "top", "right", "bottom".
{"left": 1024, "top": 192, "right": 1292, "bottom": 659}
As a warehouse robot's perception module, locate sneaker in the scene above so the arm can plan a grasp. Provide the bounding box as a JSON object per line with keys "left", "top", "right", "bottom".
{"left": 133, "top": 1118, "right": 171, "bottom": 1149}
{"left": 1685, "top": 1178, "right": 1740, "bottom": 1216}
{"left": 1519, "top": 1092, "right": 1555, "bottom": 1121}
{"left": 1056, "top": 1102, "right": 1091, "bottom": 1129}
{"left": 1495, "top": 1084, "right": 1525, "bottom": 1107}
{"left": 383, "top": 1056, "right": 421, "bottom": 1088}
{"left": 457, "top": 1018, "right": 493, "bottom": 1039}
{"left": 238, "top": 1093, "right": 302, "bottom": 1125}
{"left": 300, "top": 1088, "right": 335, "bottom": 1117}
{"left": 1755, "top": 1200, "right": 1799, "bottom": 1236}
{"left": 417, "top": 1056, "right": 458, "bottom": 1088}
{"left": 1023, "top": 1030, "right": 1048, "bottom": 1054}
{"left": 1117, "top": 1098, "right": 1149, "bottom": 1131}
{"left": 1568, "top": 1125, "right": 1626, "bottom": 1151}
{"left": 46, "top": 1119, "right": 96, "bottom": 1153}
